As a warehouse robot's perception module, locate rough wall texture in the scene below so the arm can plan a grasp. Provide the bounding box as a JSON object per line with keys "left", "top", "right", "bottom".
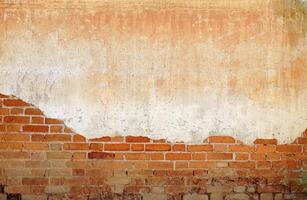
{"left": 0, "top": 0, "right": 306, "bottom": 142}
{"left": 0, "top": 93, "right": 306, "bottom": 199}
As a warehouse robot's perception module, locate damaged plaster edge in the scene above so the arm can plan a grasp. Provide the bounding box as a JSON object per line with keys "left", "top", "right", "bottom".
{"left": 1, "top": 91, "right": 306, "bottom": 145}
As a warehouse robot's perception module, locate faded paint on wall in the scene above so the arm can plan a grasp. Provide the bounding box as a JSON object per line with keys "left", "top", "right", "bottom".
{"left": 0, "top": 0, "right": 306, "bottom": 143}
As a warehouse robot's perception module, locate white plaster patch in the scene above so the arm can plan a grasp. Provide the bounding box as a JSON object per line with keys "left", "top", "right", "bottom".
{"left": 0, "top": 31, "right": 306, "bottom": 143}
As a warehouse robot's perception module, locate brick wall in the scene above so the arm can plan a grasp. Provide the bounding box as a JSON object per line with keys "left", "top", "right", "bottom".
{"left": 0, "top": 93, "right": 306, "bottom": 200}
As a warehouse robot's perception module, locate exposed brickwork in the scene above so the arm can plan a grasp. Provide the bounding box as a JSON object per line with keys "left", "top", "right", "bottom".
{"left": 0, "top": 93, "right": 306, "bottom": 199}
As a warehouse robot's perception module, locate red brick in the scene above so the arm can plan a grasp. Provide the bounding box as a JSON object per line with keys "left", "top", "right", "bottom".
{"left": 191, "top": 153, "right": 206, "bottom": 160}
{"left": 166, "top": 153, "right": 191, "bottom": 160}
{"left": 257, "top": 185, "right": 286, "bottom": 193}
{"left": 72, "top": 152, "right": 87, "bottom": 159}
{"left": 168, "top": 170, "right": 193, "bottom": 176}
{"left": 153, "top": 139, "right": 167, "bottom": 143}
{"left": 208, "top": 136, "right": 235, "bottom": 143}
{"left": 63, "top": 143, "right": 89, "bottom": 150}
{"left": 173, "top": 144, "right": 185, "bottom": 151}
{"left": 45, "top": 118, "right": 64, "bottom": 124}
{"left": 10, "top": 108, "right": 24, "bottom": 115}
{"left": 126, "top": 153, "right": 150, "bottom": 160}
{"left": 0, "top": 142, "right": 23, "bottom": 150}
{"left": 272, "top": 161, "right": 300, "bottom": 169}
{"left": 31, "top": 117, "right": 44, "bottom": 124}
{"left": 22, "top": 178, "right": 48, "bottom": 185}
{"left": 88, "top": 152, "right": 115, "bottom": 159}
{"left": 150, "top": 153, "right": 164, "bottom": 160}
{"left": 276, "top": 145, "right": 302, "bottom": 152}
{"left": 73, "top": 134, "right": 86, "bottom": 142}
{"left": 124, "top": 186, "right": 151, "bottom": 194}
{"left": 189, "top": 161, "right": 216, "bottom": 168}
{"left": 23, "top": 143, "right": 49, "bottom": 150}
{"left": 257, "top": 161, "right": 271, "bottom": 169}
{"left": 0, "top": 108, "right": 10, "bottom": 115}
{"left": 0, "top": 125, "right": 5, "bottom": 132}
{"left": 1, "top": 134, "right": 30, "bottom": 142}
{"left": 111, "top": 136, "right": 124, "bottom": 142}
{"left": 296, "top": 137, "right": 307, "bottom": 144}
{"left": 235, "top": 153, "right": 249, "bottom": 160}
{"left": 229, "top": 161, "right": 255, "bottom": 168}
{"left": 193, "top": 170, "right": 208, "bottom": 176}
{"left": 145, "top": 144, "right": 171, "bottom": 151}
{"left": 254, "top": 139, "right": 277, "bottom": 145}
{"left": 213, "top": 144, "right": 228, "bottom": 152}
{"left": 266, "top": 153, "right": 280, "bottom": 161}
{"left": 6, "top": 125, "right": 21, "bottom": 132}
{"left": 256, "top": 145, "right": 275, "bottom": 153}
{"left": 31, "top": 134, "right": 45, "bottom": 142}
{"left": 250, "top": 153, "right": 266, "bottom": 161}
{"left": 148, "top": 162, "right": 173, "bottom": 169}
{"left": 131, "top": 144, "right": 144, "bottom": 151}
{"left": 46, "top": 134, "right": 71, "bottom": 142}
{"left": 0, "top": 152, "right": 30, "bottom": 159}
{"left": 176, "top": 162, "right": 189, "bottom": 169}
{"left": 25, "top": 108, "right": 44, "bottom": 115}
{"left": 229, "top": 145, "right": 253, "bottom": 152}
{"left": 4, "top": 116, "right": 30, "bottom": 123}
{"left": 207, "top": 153, "right": 233, "bottom": 160}
{"left": 23, "top": 125, "right": 49, "bottom": 132}
{"left": 50, "top": 125, "right": 64, "bottom": 133}
{"left": 3, "top": 99, "right": 30, "bottom": 107}
{"left": 89, "top": 136, "right": 111, "bottom": 142}
{"left": 89, "top": 143, "right": 103, "bottom": 151}
{"left": 105, "top": 143, "right": 130, "bottom": 151}
{"left": 126, "top": 136, "right": 150, "bottom": 143}
{"left": 72, "top": 169, "right": 85, "bottom": 176}
{"left": 187, "top": 145, "right": 213, "bottom": 152}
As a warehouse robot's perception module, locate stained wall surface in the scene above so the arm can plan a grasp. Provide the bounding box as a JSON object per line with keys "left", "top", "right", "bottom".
{"left": 0, "top": 0, "right": 306, "bottom": 143}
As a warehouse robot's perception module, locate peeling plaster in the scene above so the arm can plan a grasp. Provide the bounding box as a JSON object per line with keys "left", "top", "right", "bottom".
{"left": 0, "top": 0, "right": 306, "bottom": 143}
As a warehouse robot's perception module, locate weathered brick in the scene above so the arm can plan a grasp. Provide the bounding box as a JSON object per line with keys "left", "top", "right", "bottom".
{"left": 254, "top": 139, "right": 277, "bottom": 145}
{"left": 88, "top": 152, "right": 115, "bottom": 159}
{"left": 45, "top": 118, "right": 64, "bottom": 124}
{"left": 229, "top": 161, "right": 255, "bottom": 168}
{"left": 73, "top": 134, "right": 86, "bottom": 142}
{"left": 148, "top": 162, "right": 173, "bottom": 169}
{"left": 63, "top": 143, "right": 89, "bottom": 150}
{"left": 3, "top": 99, "right": 30, "bottom": 107}
{"left": 4, "top": 116, "right": 30, "bottom": 123}
{"left": 89, "top": 136, "right": 111, "bottom": 142}
{"left": 187, "top": 145, "right": 213, "bottom": 152}
{"left": 207, "top": 153, "right": 233, "bottom": 160}
{"left": 46, "top": 134, "right": 71, "bottom": 142}
{"left": 23, "top": 125, "right": 49, "bottom": 132}
{"left": 131, "top": 144, "right": 144, "bottom": 151}
{"left": 22, "top": 178, "right": 48, "bottom": 185}
{"left": 23, "top": 143, "right": 49, "bottom": 150}
{"left": 276, "top": 145, "right": 301, "bottom": 152}
{"left": 208, "top": 136, "right": 235, "bottom": 143}
{"left": 146, "top": 144, "right": 171, "bottom": 151}
{"left": 25, "top": 108, "right": 44, "bottom": 115}
{"left": 173, "top": 144, "right": 185, "bottom": 151}
{"left": 44, "top": 185, "right": 70, "bottom": 194}
{"left": 229, "top": 145, "right": 253, "bottom": 152}
{"left": 126, "top": 136, "right": 150, "bottom": 143}
{"left": 105, "top": 143, "right": 130, "bottom": 151}
{"left": 166, "top": 153, "right": 191, "bottom": 160}
{"left": 89, "top": 143, "right": 103, "bottom": 151}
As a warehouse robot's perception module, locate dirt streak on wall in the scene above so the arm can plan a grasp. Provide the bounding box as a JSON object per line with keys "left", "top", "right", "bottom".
{"left": 0, "top": 0, "right": 306, "bottom": 142}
